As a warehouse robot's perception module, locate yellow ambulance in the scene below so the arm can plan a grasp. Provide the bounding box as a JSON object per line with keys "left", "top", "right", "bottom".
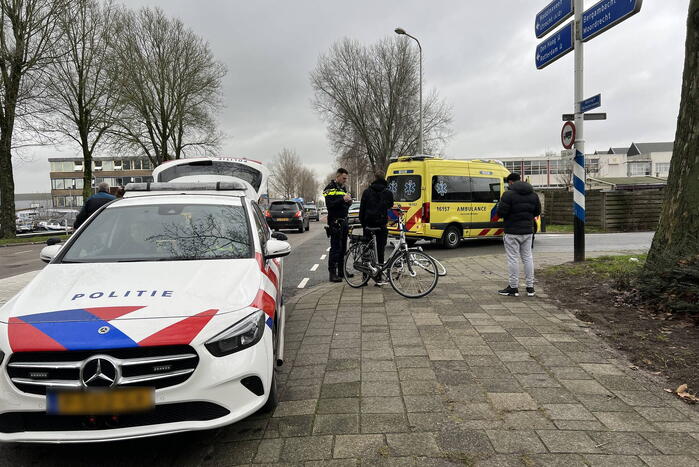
{"left": 386, "top": 156, "right": 540, "bottom": 248}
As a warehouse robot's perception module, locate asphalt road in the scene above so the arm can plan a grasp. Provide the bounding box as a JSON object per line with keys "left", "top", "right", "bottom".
{"left": 0, "top": 229, "right": 654, "bottom": 290}
{"left": 0, "top": 243, "right": 45, "bottom": 280}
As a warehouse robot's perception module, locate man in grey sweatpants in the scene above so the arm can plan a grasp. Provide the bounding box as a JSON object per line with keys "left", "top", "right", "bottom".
{"left": 496, "top": 173, "right": 541, "bottom": 297}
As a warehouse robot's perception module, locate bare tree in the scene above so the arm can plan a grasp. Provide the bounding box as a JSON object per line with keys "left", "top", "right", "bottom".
{"left": 297, "top": 167, "right": 320, "bottom": 203}
{"left": 269, "top": 148, "right": 302, "bottom": 199}
{"left": 109, "top": 7, "right": 225, "bottom": 166}
{"left": 336, "top": 142, "right": 373, "bottom": 198}
{"left": 0, "top": 0, "right": 66, "bottom": 238}
{"left": 642, "top": 0, "right": 699, "bottom": 314}
{"left": 43, "top": 0, "right": 117, "bottom": 201}
{"left": 311, "top": 37, "right": 452, "bottom": 173}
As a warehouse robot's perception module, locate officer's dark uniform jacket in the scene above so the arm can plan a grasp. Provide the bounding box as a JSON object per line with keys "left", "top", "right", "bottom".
{"left": 323, "top": 180, "right": 351, "bottom": 222}
{"left": 323, "top": 179, "right": 352, "bottom": 275}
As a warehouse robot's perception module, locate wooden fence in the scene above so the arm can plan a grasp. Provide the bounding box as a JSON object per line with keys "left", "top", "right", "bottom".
{"left": 543, "top": 189, "right": 665, "bottom": 231}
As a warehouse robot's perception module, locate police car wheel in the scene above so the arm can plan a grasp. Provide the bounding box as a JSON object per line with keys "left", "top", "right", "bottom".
{"left": 260, "top": 369, "right": 279, "bottom": 413}
{"left": 441, "top": 226, "right": 461, "bottom": 249}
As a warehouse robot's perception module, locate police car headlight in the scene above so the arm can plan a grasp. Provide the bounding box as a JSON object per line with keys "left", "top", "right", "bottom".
{"left": 205, "top": 310, "right": 266, "bottom": 357}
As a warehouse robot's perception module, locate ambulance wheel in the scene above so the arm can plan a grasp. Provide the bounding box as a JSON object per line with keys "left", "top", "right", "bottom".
{"left": 441, "top": 225, "right": 461, "bottom": 249}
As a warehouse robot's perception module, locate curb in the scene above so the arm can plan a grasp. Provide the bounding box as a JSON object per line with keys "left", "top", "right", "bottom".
{"left": 0, "top": 241, "right": 47, "bottom": 248}
{"left": 286, "top": 280, "right": 340, "bottom": 306}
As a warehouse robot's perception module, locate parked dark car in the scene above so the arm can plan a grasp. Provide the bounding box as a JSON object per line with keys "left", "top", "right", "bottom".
{"left": 265, "top": 200, "right": 310, "bottom": 233}
{"left": 347, "top": 201, "right": 361, "bottom": 225}
{"left": 304, "top": 204, "right": 319, "bottom": 221}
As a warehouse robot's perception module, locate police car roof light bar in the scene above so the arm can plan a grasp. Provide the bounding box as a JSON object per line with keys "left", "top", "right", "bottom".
{"left": 125, "top": 181, "right": 248, "bottom": 192}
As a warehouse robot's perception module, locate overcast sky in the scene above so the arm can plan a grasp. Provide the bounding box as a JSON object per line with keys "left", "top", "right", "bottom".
{"left": 12, "top": 0, "right": 690, "bottom": 193}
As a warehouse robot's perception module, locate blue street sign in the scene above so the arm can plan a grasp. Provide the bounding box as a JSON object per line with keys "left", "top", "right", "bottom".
{"left": 582, "top": 0, "right": 643, "bottom": 42}
{"left": 580, "top": 94, "right": 601, "bottom": 113}
{"left": 535, "top": 0, "right": 574, "bottom": 38}
{"left": 535, "top": 21, "right": 574, "bottom": 70}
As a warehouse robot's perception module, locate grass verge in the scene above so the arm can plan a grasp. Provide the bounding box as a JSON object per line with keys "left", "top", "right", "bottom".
{"left": 544, "top": 224, "right": 604, "bottom": 233}
{"left": 539, "top": 253, "right": 699, "bottom": 392}
{"left": 0, "top": 234, "right": 69, "bottom": 246}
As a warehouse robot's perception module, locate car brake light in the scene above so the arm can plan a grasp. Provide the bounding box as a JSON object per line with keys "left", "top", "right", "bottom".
{"left": 264, "top": 210, "right": 271, "bottom": 217}
{"left": 422, "top": 202, "right": 430, "bottom": 223}
{"left": 293, "top": 211, "right": 302, "bottom": 218}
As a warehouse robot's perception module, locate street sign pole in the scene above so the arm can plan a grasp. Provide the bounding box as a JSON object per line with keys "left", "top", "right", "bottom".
{"left": 573, "top": 0, "right": 585, "bottom": 262}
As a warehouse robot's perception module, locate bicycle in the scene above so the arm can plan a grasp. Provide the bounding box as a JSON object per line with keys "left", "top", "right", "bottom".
{"left": 386, "top": 237, "right": 447, "bottom": 277}
{"left": 343, "top": 209, "right": 439, "bottom": 298}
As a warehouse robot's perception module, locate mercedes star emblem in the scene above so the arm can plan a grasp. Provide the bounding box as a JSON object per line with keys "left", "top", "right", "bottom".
{"left": 80, "top": 355, "right": 120, "bottom": 388}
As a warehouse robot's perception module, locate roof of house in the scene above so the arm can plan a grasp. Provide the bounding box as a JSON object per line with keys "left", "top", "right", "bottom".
{"left": 628, "top": 142, "right": 674, "bottom": 156}
{"left": 609, "top": 147, "right": 629, "bottom": 154}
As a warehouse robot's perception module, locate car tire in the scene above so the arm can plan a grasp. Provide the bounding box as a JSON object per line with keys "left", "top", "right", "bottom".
{"left": 305, "top": 220, "right": 310, "bottom": 231}
{"left": 441, "top": 225, "right": 461, "bottom": 249}
{"left": 298, "top": 223, "right": 304, "bottom": 233}
{"left": 259, "top": 367, "right": 279, "bottom": 413}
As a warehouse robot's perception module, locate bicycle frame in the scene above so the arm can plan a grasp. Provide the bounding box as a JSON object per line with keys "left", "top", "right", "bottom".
{"left": 349, "top": 210, "right": 413, "bottom": 278}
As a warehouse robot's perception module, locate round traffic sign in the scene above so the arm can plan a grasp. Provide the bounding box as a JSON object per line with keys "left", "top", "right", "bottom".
{"left": 561, "top": 121, "right": 576, "bottom": 149}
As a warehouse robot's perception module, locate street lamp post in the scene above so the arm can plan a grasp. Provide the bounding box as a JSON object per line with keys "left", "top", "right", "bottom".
{"left": 394, "top": 27, "right": 423, "bottom": 155}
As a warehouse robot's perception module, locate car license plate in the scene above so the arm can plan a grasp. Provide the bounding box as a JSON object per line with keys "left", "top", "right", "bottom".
{"left": 275, "top": 218, "right": 289, "bottom": 221}
{"left": 47, "top": 387, "right": 154, "bottom": 415}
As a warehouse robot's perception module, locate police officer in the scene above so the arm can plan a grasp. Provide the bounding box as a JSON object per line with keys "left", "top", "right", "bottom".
{"left": 323, "top": 168, "right": 352, "bottom": 282}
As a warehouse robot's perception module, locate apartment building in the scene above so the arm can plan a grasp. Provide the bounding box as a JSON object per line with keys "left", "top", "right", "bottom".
{"left": 49, "top": 155, "right": 154, "bottom": 208}
{"left": 500, "top": 141, "right": 673, "bottom": 189}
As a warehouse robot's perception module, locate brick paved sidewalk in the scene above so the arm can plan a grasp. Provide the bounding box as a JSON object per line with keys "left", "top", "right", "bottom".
{"left": 203, "top": 251, "right": 698, "bottom": 466}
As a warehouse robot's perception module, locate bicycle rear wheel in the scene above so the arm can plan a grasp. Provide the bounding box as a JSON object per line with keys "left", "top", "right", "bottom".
{"left": 388, "top": 250, "right": 438, "bottom": 298}
{"left": 343, "top": 242, "right": 371, "bottom": 288}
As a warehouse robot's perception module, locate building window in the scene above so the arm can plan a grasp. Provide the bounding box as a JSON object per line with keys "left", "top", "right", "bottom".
{"left": 51, "top": 161, "right": 76, "bottom": 172}
{"left": 123, "top": 160, "right": 131, "bottom": 170}
{"left": 94, "top": 160, "right": 102, "bottom": 170}
{"left": 586, "top": 158, "right": 599, "bottom": 174}
{"left": 549, "top": 160, "right": 572, "bottom": 174}
{"left": 654, "top": 163, "right": 670, "bottom": 177}
{"left": 102, "top": 160, "right": 114, "bottom": 171}
{"left": 503, "top": 161, "right": 522, "bottom": 173}
{"left": 628, "top": 162, "right": 651, "bottom": 176}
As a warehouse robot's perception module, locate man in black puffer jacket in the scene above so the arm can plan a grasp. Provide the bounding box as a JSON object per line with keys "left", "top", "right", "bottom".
{"left": 496, "top": 173, "right": 541, "bottom": 297}
{"left": 359, "top": 171, "right": 394, "bottom": 286}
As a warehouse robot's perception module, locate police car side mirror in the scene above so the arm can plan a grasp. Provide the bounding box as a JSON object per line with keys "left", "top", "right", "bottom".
{"left": 271, "top": 231, "right": 287, "bottom": 241}
{"left": 40, "top": 245, "right": 62, "bottom": 263}
{"left": 264, "top": 239, "right": 291, "bottom": 260}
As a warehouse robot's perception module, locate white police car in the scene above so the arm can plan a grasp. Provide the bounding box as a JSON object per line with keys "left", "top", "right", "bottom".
{"left": 0, "top": 181, "right": 289, "bottom": 442}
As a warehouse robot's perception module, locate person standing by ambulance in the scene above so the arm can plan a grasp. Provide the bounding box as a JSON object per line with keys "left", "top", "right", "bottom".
{"left": 496, "top": 173, "right": 541, "bottom": 297}
{"left": 323, "top": 168, "right": 352, "bottom": 283}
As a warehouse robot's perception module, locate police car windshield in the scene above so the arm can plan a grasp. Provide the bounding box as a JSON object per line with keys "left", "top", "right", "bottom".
{"left": 61, "top": 204, "right": 252, "bottom": 263}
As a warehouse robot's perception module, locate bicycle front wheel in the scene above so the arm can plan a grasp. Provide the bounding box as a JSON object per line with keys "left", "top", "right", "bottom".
{"left": 343, "top": 243, "right": 371, "bottom": 288}
{"left": 388, "top": 250, "right": 439, "bottom": 298}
